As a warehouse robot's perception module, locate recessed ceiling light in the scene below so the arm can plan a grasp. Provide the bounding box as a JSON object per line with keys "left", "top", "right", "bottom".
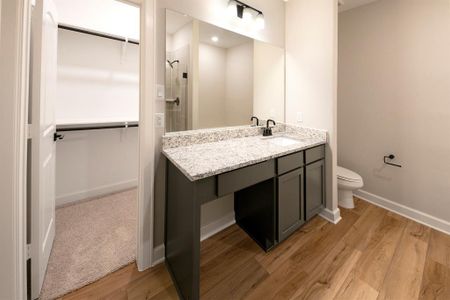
{"left": 211, "top": 36, "right": 219, "bottom": 42}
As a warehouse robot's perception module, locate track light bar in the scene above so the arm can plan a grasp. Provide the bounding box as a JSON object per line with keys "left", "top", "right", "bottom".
{"left": 227, "top": 0, "right": 265, "bottom": 30}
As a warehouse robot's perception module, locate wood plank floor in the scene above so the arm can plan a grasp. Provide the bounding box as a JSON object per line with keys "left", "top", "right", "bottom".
{"left": 60, "top": 199, "right": 450, "bottom": 300}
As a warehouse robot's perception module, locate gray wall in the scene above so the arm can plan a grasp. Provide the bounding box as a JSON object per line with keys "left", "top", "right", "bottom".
{"left": 338, "top": 0, "right": 450, "bottom": 222}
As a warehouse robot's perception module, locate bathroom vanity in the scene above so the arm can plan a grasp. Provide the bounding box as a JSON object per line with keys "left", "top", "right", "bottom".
{"left": 163, "top": 124, "right": 327, "bottom": 299}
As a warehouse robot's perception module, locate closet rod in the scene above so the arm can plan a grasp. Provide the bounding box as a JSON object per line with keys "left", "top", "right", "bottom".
{"left": 56, "top": 124, "right": 139, "bottom": 132}
{"left": 58, "top": 24, "right": 140, "bottom": 45}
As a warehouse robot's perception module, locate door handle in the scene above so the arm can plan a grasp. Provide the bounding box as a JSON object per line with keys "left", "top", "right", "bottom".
{"left": 53, "top": 132, "right": 64, "bottom": 142}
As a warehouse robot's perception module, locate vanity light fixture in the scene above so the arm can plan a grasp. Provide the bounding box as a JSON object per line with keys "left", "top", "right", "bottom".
{"left": 227, "top": 0, "right": 238, "bottom": 17}
{"left": 255, "top": 12, "right": 265, "bottom": 30}
{"left": 227, "top": 0, "right": 265, "bottom": 30}
{"left": 211, "top": 36, "right": 219, "bottom": 42}
{"left": 242, "top": 7, "right": 254, "bottom": 23}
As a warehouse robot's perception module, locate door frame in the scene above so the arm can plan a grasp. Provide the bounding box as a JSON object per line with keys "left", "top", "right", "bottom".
{"left": 0, "top": 0, "right": 31, "bottom": 298}
{"left": 135, "top": 0, "right": 156, "bottom": 271}
{"left": 2, "top": 0, "right": 157, "bottom": 298}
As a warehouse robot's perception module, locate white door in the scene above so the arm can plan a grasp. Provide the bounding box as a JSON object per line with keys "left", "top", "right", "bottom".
{"left": 30, "top": 0, "right": 58, "bottom": 298}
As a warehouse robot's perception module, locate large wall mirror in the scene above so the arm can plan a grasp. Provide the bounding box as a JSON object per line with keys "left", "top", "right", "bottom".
{"left": 165, "top": 9, "right": 285, "bottom": 132}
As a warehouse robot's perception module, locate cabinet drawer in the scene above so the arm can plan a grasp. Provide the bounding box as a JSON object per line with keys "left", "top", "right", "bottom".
{"left": 305, "top": 145, "right": 325, "bottom": 165}
{"left": 277, "top": 151, "right": 304, "bottom": 175}
{"left": 217, "top": 160, "right": 275, "bottom": 197}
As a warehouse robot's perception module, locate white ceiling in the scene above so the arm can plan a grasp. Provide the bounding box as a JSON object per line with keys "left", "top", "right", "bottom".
{"left": 54, "top": 0, "right": 140, "bottom": 40}
{"left": 339, "top": 0, "right": 379, "bottom": 12}
{"left": 199, "top": 21, "right": 252, "bottom": 49}
{"left": 166, "top": 9, "right": 252, "bottom": 49}
{"left": 166, "top": 10, "right": 192, "bottom": 34}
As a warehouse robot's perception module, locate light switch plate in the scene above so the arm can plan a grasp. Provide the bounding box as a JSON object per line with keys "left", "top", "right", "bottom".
{"left": 296, "top": 112, "right": 303, "bottom": 123}
{"left": 155, "top": 113, "right": 165, "bottom": 128}
{"left": 156, "top": 84, "right": 165, "bottom": 101}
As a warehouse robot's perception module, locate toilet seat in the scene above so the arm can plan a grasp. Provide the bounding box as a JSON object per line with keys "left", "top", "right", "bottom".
{"left": 337, "top": 166, "right": 362, "bottom": 183}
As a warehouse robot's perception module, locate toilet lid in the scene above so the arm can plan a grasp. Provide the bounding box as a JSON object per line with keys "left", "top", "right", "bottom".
{"left": 337, "top": 166, "right": 362, "bottom": 182}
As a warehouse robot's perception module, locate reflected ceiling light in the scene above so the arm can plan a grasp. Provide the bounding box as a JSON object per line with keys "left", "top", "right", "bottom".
{"left": 211, "top": 36, "right": 219, "bottom": 42}
{"left": 255, "top": 13, "right": 265, "bottom": 30}
{"left": 226, "top": 0, "right": 265, "bottom": 31}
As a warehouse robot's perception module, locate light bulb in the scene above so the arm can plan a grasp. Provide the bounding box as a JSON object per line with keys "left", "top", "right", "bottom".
{"left": 255, "top": 13, "right": 265, "bottom": 30}
{"left": 211, "top": 36, "right": 219, "bottom": 42}
{"left": 227, "top": 0, "right": 237, "bottom": 18}
{"left": 243, "top": 7, "right": 254, "bottom": 23}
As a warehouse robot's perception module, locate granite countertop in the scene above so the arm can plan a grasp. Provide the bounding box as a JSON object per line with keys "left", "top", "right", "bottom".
{"left": 163, "top": 132, "right": 326, "bottom": 181}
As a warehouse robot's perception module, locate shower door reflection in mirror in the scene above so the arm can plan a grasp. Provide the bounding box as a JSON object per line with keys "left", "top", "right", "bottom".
{"left": 166, "top": 46, "right": 189, "bottom": 132}
{"left": 165, "top": 9, "right": 285, "bottom": 133}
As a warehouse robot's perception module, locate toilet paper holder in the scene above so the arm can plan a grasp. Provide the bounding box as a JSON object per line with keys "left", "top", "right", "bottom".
{"left": 384, "top": 154, "right": 402, "bottom": 168}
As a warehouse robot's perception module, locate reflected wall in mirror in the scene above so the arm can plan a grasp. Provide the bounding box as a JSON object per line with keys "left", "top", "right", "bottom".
{"left": 165, "top": 9, "right": 285, "bottom": 133}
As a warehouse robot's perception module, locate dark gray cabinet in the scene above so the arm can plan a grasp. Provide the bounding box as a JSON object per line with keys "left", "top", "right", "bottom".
{"left": 165, "top": 143, "right": 326, "bottom": 299}
{"left": 277, "top": 168, "right": 304, "bottom": 242}
{"left": 305, "top": 159, "right": 325, "bottom": 220}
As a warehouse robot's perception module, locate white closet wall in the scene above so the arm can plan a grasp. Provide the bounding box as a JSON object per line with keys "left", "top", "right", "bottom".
{"left": 55, "top": 29, "right": 139, "bottom": 206}
{"left": 53, "top": 0, "right": 140, "bottom": 41}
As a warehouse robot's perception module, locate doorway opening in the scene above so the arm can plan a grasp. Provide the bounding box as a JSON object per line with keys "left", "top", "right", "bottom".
{"left": 29, "top": 1, "right": 141, "bottom": 299}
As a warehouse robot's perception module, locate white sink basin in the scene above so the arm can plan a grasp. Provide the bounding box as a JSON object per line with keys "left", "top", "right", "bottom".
{"left": 265, "top": 136, "right": 301, "bottom": 146}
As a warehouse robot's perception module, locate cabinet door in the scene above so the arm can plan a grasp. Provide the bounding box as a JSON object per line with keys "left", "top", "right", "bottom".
{"left": 305, "top": 159, "right": 325, "bottom": 220}
{"left": 278, "top": 168, "right": 304, "bottom": 242}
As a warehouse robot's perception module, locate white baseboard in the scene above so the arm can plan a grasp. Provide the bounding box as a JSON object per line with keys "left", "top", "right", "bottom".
{"left": 152, "top": 212, "right": 235, "bottom": 266}
{"left": 152, "top": 244, "right": 165, "bottom": 266}
{"left": 319, "top": 207, "right": 342, "bottom": 224}
{"left": 355, "top": 189, "right": 450, "bottom": 235}
{"left": 56, "top": 179, "right": 138, "bottom": 207}
{"left": 200, "top": 212, "right": 235, "bottom": 241}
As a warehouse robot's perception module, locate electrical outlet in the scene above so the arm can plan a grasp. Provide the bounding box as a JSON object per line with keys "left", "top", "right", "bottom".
{"left": 155, "top": 113, "right": 165, "bottom": 128}
{"left": 296, "top": 112, "right": 303, "bottom": 123}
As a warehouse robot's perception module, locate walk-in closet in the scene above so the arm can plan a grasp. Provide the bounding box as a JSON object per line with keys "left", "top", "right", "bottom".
{"left": 30, "top": 0, "right": 140, "bottom": 298}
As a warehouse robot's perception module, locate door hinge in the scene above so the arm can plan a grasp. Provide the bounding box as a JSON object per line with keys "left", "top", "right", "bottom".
{"left": 26, "top": 244, "right": 31, "bottom": 260}
{"left": 27, "top": 124, "right": 32, "bottom": 139}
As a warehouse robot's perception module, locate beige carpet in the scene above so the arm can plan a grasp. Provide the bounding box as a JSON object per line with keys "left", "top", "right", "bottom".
{"left": 40, "top": 189, "right": 137, "bottom": 300}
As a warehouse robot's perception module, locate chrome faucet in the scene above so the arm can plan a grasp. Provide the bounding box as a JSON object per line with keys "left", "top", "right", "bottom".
{"left": 263, "top": 119, "right": 276, "bottom": 136}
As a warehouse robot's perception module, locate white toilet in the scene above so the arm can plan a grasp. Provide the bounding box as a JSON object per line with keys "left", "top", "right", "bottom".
{"left": 337, "top": 166, "right": 364, "bottom": 209}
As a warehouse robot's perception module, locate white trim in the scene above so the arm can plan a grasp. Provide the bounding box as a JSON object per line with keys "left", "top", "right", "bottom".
{"left": 319, "top": 207, "right": 342, "bottom": 224}
{"left": 0, "top": 0, "right": 31, "bottom": 298}
{"left": 355, "top": 189, "right": 450, "bottom": 235}
{"left": 136, "top": 0, "right": 156, "bottom": 271}
{"left": 55, "top": 180, "right": 137, "bottom": 207}
{"left": 152, "top": 213, "right": 236, "bottom": 266}
{"left": 152, "top": 244, "right": 165, "bottom": 266}
{"left": 200, "top": 212, "right": 236, "bottom": 241}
